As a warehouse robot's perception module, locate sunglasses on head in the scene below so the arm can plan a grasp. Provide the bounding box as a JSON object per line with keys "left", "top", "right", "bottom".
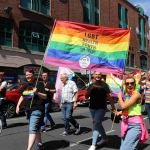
{"left": 125, "top": 81, "right": 135, "bottom": 86}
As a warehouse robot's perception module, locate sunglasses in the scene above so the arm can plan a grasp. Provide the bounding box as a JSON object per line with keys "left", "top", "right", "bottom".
{"left": 125, "top": 82, "right": 135, "bottom": 86}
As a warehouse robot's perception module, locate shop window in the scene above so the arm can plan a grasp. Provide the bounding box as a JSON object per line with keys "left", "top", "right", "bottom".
{"left": 118, "top": 4, "right": 128, "bottom": 28}
{"left": 19, "top": 21, "right": 50, "bottom": 52}
{"left": 20, "top": 0, "right": 50, "bottom": 16}
{"left": 82, "top": 0, "right": 99, "bottom": 25}
{"left": 139, "top": 17, "right": 146, "bottom": 51}
{"left": 140, "top": 55, "right": 147, "bottom": 70}
{"left": 130, "top": 54, "right": 134, "bottom": 67}
{"left": 0, "top": 17, "right": 12, "bottom": 47}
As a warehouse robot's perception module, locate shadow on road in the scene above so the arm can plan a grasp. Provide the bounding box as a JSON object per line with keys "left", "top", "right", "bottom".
{"left": 80, "top": 127, "right": 92, "bottom": 134}
{"left": 80, "top": 135, "right": 120, "bottom": 149}
{"left": 73, "top": 115, "right": 89, "bottom": 119}
{"left": 44, "top": 140, "right": 69, "bottom": 150}
{"left": 7, "top": 123, "right": 28, "bottom": 128}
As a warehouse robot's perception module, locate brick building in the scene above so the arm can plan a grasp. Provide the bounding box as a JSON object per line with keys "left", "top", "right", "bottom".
{"left": 0, "top": 0, "right": 149, "bottom": 81}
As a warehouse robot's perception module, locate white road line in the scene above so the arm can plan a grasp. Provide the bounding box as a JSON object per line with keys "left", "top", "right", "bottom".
{"left": 70, "top": 129, "right": 115, "bottom": 147}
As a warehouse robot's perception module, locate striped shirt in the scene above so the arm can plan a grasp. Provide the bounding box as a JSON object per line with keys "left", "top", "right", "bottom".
{"left": 61, "top": 80, "right": 78, "bottom": 103}
{"left": 145, "top": 81, "right": 150, "bottom": 104}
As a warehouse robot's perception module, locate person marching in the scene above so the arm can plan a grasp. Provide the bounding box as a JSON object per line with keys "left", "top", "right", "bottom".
{"left": 60, "top": 73, "right": 80, "bottom": 136}
{"left": 0, "top": 71, "right": 7, "bottom": 129}
{"left": 86, "top": 71, "right": 116, "bottom": 150}
{"left": 16, "top": 69, "right": 47, "bottom": 150}
{"left": 41, "top": 72, "right": 56, "bottom": 132}
{"left": 117, "top": 76, "right": 148, "bottom": 150}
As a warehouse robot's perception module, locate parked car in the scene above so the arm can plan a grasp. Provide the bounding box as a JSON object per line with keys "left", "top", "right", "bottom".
{"left": 4, "top": 83, "right": 23, "bottom": 118}
{"left": 77, "top": 86, "right": 89, "bottom": 106}
{"left": 4, "top": 83, "right": 60, "bottom": 118}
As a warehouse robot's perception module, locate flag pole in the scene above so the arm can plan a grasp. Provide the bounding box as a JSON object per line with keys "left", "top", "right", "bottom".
{"left": 109, "top": 28, "right": 131, "bottom": 131}
{"left": 29, "top": 19, "right": 57, "bottom": 109}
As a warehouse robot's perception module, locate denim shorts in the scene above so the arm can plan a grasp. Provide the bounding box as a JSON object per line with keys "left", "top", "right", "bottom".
{"left": 26, "top": 110, "right": 44, "bottom": 134}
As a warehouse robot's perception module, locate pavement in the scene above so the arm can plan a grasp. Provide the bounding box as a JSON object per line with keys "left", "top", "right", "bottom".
{"left": 0, "top": 106, "right": 150, "bottom": 150}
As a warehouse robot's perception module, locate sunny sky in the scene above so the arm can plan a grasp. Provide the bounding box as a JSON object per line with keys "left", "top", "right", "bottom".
{"left": 129, "top": 0, "right": 150, "bottom": 25}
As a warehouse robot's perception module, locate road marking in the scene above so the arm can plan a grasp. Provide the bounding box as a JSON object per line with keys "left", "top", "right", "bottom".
{"left": 70, "top": 129, "right": 115, "bottom": 147}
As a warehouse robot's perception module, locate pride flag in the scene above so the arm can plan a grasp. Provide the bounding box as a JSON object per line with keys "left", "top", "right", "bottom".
{"left": 44, "top": 21, "right": 130, "bottom": 74}
{"left": 106, "top": 74, "right": 123, "bottom": 97}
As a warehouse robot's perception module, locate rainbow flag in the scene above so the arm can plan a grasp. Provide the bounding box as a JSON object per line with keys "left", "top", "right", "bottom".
{"left": 44, "top": 21, "right": 130, "bottom": 74}
{"left": 106, "top": 74, "right": 123, "bottom": 97}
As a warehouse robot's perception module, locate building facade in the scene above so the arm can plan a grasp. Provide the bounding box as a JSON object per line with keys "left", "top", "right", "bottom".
{"left": 0, "top": 0, "right": 149, "bottom": 81}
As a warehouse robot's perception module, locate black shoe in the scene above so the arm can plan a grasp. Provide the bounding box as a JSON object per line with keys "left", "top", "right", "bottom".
{"left": 97, "top": 139, "right": 108, "bottom": 147}
{"left": 50, "top": 123, "right": 56, "bottom": 129}
{"left": 2, "top": 125, "right": 7, "bottom": 129}
{"left": 34, "top": 143, "right": 44, "bottom": 150}
{"left": 74, "top": 124, "right": 80, "bottom": 135}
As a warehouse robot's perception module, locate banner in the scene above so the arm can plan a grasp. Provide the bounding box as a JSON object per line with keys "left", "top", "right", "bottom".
{"left": 44, "top": 20, "right": 130, "bottom": 74}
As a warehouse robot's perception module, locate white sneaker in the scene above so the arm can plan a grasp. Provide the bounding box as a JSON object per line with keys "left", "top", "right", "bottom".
{"left": 88, "top": 145, "right": 96, "bottom": 150}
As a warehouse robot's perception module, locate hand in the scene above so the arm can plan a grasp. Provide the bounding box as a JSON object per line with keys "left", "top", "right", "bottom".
{"left": 73, "top": 102, "right": 78, "bottom": 110}
{"left": 115, "top": 111, "right": 122, "bottom": 116}
{"left": 33, "top": 88, "right": 38, "bottom": 94}
{"left": 60, "top": 103, "right": 62, "bottom": 109}
{"left": 45, "top": 88, "right": 49, "bottom": 92}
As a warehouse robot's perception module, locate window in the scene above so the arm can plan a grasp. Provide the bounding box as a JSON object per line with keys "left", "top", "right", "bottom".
{"left": 0, "top": 17, "right": 12, "bottom": 47}
{"left": 118, "top": 4, "right": 128, "bottom": 28}
{"left": 126, "top": 52, "right": 129, "bottom": 67}
{"left": 140, "top": 55, "right": 147, "bottom": 70}
{"left": 82, "top": 0, "right": 99, "bottom": 25}
{"left": 130, "top": 53, "right": 134, "bottom": 67}
{"left": 20, "top": 0, "right": 50, "bottom": 16}
{"left": 19, "top": 21, "right": 50, "bottom": 52}
{"left": 139, "top": 17, "right": 146, "bottom": 51}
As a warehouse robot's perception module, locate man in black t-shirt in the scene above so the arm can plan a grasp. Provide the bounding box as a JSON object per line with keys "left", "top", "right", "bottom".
{"left": 16, "top": 69, "right": 47, "bottom": 150}
{"left": 86, "top": 71, "right": 115, "bottom": 150}
{"left": 41, "top": 72, "right": 55, "bottom": 131}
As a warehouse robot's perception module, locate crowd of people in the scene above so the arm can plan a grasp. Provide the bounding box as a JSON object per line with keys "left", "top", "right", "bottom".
{"left": 0, "top": 69, "right": 150, "bottom": 150}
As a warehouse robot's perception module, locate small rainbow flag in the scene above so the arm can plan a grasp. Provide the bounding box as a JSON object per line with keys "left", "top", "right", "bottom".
{"left": 44, "top": 21, "right": 130, "bottom": 74}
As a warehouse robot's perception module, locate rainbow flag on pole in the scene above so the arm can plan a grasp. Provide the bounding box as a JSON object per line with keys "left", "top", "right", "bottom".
{"left": 44, "top": 21, "right": 130, "bottom": 74}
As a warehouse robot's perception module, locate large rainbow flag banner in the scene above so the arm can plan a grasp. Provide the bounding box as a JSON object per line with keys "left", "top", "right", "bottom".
{"left": 44, "top": 21, "right": 130, "bottom": 74}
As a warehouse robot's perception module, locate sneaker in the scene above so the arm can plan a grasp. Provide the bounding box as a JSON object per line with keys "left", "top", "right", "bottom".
{"left": 97, "top": 139, "right": 108, "bottom": 147}
{"left": 40, "top": 128, "right": 46, "bottom": 132}
{"left": 34, "top": 143, "right": 44, "bottom": 150}
{"left": 74, "top": 124, "right": 80, "bottom": 135}
{"left": 88, "top": 145, "right": 96, "bottom": 150}
{"left": 50, "top": 123, "right": 56, "bottom": 129}
{"left": 61, "top": 131, "right": 69, "bottom": 136}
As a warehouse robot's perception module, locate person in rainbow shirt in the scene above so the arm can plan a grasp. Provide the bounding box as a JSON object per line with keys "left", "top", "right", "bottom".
{"left": 117, "top": 76, "right": 148, "bottom": 150}
{"left": 16, "top": 69, "right": 47, "bottom": 150}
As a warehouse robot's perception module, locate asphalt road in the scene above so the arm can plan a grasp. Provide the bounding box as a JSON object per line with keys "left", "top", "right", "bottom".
{"left": 0, "top": 106, "right": 150, "bottom": 150}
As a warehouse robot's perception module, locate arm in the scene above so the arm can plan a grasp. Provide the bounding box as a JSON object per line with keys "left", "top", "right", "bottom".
{"left": 16, "top": 96, "right": 24, "bottom": 114}
{"left": 118, "top": 91, "right": 141, "bottom": 109}
{"left": 33, "top": 88, "right": 47, "bottom": 100}
{"left": 107, "top": 93, "right": 116, "bottom": 112}
{"left": 73, "top": 92, "right": 78, "bottom": 109}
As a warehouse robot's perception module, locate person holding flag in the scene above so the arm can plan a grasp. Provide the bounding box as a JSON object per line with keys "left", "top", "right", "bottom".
{"left": 16, "top": 69, "right": 47, "bottom": 150}
{"left": 117, "top": 76, "right": 148, "bottom": 150}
